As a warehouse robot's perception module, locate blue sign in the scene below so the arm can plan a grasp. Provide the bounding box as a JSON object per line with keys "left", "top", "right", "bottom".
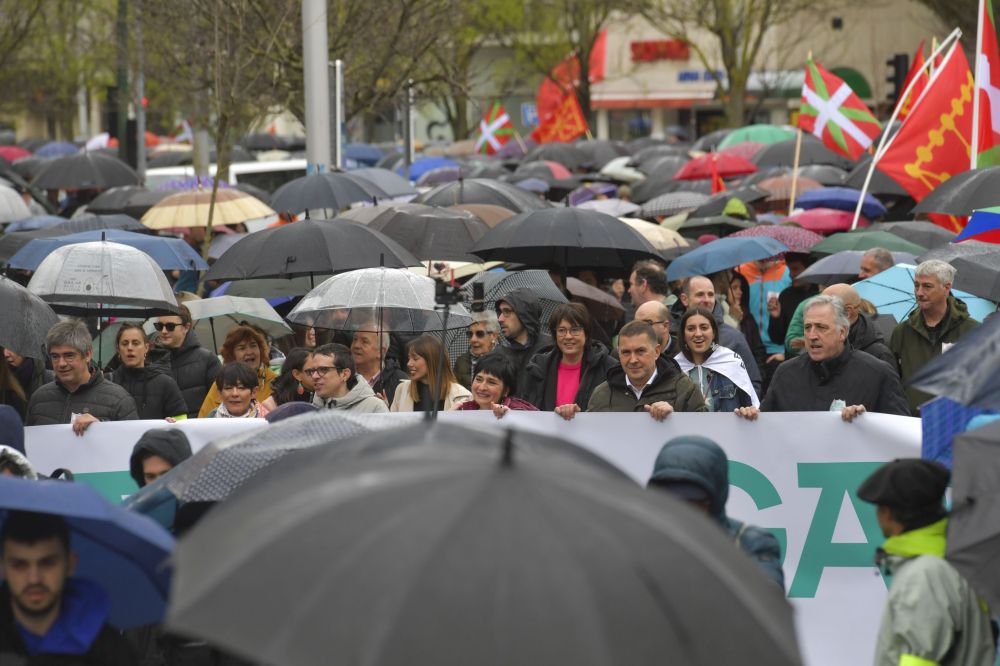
{"left": 521, "top": 102, "right": 539, "bottom": 127}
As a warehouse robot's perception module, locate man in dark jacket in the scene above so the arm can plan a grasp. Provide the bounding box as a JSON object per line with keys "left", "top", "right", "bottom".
{"left": 0, "top": 511, "right": 135, "bottom": 665}
{"left": 495, "top": 289, "right": 553, "bottom": 400}
{"left": 647, "top": 435, "right": 784, "bottom": 588}
{"left": 350, "top": 328, "right": 408, "bottom": 405}
{"left": 888, "top": 260, "right": 979, "bottom": 414}
{"left": 586, "top": 321, "right": 706, "bottom": 417}
{"left": 152, "top": 305, "right": 221, "bottom": 418}
{"left": 129, "top": 428, "right": 193, "bottom": 488}
{"left": 26, "top": 321, "right": 138, "bottom": 433}
{"left": 823, "top": 283, "right": 896, "bottom": 370}
{"left": 737, "top": 296, "right": 909, "bottom": 419}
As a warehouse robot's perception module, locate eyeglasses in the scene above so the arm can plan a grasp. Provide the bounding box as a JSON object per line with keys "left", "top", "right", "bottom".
{"left": 153, "top": 322, "right": 181, "bottom": 332}
{"left": 639, "top": 319, "right": 667, "bottom": 327}
{"left": 305, "top": 366, "right": 340, "bottom": 378}
{"left": 555, "top": 326, "right": 584, "bottom": 337}
{"left": 48, "top": 351, "right": 81, "bottom": 363}
{"left": 497, "top": 307, "right": 515, "bottom": 317}
{"left": 466, "top": 329, "right": 490, "bottom": 339}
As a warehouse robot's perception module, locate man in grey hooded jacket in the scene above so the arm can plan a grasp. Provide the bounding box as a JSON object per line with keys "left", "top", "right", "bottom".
{"left": 309, "top": 343, "right": 388, "bottom": 413}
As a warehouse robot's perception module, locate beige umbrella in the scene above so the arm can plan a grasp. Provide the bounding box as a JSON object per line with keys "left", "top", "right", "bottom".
{"left": 141, "top": 188, "right": 275, "bottom": 230}
{"left": 620, "top": 217, "right": 689, "bottom": 251}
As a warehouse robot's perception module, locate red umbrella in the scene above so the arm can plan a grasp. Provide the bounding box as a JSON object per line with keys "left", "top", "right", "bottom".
{"left": 0, "top": 146, "right": 32, "bottom": 162}
{"left": 730, "top": 224, "right": 824, "bottom": 252}
{"left": 674, "top": 153, "right": 758, "bottom": 181}
{"left": 718, "top": 142, "right": 767, "bottom": 161}
{"left": 790, "top": 208, "right": 871, "bottom": 235}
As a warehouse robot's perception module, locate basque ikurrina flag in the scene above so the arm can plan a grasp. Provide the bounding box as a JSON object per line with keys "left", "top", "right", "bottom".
{"left": 474, "top": 102, "right": 515, "bottom": 155}
{"left": 798, "top": 58, "right": 881, "bottom": 160}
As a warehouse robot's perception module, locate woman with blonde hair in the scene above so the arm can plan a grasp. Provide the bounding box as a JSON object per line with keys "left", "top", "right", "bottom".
{"left": 390, "top": 334, "right": 470, "bottom": 412}
{"left": 198, "top": 325, "right": 279, "bottom": 417}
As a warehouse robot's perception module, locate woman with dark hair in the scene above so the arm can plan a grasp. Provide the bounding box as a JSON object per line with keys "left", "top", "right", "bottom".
{"left": 675, "top": 307, "right": 758, "bottom": 413}
{"left": 206, "top": 362, "right": 267, "bottom": 418}
{"left": 522, "top": 302, "right": 618, "bottom": 417}
{"left": 261, "top": 347, "right": 315, "bottom": 411}
{"left": 727, "top": 270, "right": 768, "bottom": 374}
{"left": 109, "top": 323, "right": 187, "bottom": 420}
{"left": 390, "top": 334, "right": 470, "bottom": 412}
{"left": 457, "top": 353, "right": 538, "bottom": 417}
{"left": 0, "top": 347, "right": 27, "bottom": 420}
{"left": 198, "top": 325, "right": 278, "bottom": 417}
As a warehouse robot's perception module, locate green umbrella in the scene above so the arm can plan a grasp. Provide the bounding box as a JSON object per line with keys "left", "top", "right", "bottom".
{"left": 717, "top": 125, "right": 796, "bottom": 149}
{"left": 810, "top": 230, "right": 927, "bottom": 256}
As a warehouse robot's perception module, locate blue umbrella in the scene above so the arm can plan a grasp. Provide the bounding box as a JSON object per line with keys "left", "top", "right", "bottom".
{"left": 9, "top": 229, "right": 209, "bottom": 271}
{"left": 397, "top": 156, "right": 458, "bottom": 182}
{"left": 0, "top": 475, "right": 174, "bottom": 629}
{"left": 4, "top": 214, "right": 65, "bottom": 233}
{"left": 210, "top": 280, "right": 295, "bottom": 307}
{"left": 666, "top": 236, "right": 789, "bottom": 280}
{"left": 795, "top": 186, "right": 887, "bottom": 219}
{"left": 344, "top": 143, "right": 384, "bottom": 167}
{"left": 514, "top": 177, "right": 550, "bottom": 193}
{"left": 853, "top": 263, "right": 998, "bottom": 323}
{"left": 34, "top": 141, "right": 79, "bottom": 159}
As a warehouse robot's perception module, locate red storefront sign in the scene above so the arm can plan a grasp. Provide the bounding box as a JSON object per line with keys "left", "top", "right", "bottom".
{"left": 631, "top": 39, "right": 690, "bottom": 62}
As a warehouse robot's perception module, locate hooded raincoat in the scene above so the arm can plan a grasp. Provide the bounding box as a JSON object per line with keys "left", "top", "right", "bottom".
{"left": 128, "top": 428, "right": 193, "bottom": 488}
{"left": 494, "top": 289, "right": 553, "bottom": 400}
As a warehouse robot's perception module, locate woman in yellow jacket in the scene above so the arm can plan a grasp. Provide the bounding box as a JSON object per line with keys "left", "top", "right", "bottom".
{"left": 198, "top": 325, "right": 278, "bottom": 417}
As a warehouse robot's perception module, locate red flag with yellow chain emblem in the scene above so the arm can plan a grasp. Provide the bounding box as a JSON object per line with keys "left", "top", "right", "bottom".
{"left": 531, "top": 92, "right": 588, "bottom": 144}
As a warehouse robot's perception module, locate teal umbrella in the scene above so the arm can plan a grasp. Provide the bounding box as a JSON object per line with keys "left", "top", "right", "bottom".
{"left": 717, "top": 125, "right": 796, "bottom": 149}
{"left": 853, "top": 263, "right": 997, "bottom": 323}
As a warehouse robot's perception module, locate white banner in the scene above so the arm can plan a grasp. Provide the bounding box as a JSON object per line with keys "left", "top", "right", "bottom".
{"left": 25, "top": 412, "right": 922, "bottom": 666}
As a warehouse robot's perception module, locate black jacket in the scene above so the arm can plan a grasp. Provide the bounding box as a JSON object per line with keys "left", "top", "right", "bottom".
{"left": 761, "top": 345, "right": 910, "bottom": 415}
{"left": 523, "top": 340, "right": 619, "bottom": 410}
{"left": 494, "top": 289, "right": 553, "bottom": 400}
{"left": 26, "top": 369, "right": 139, "bottom": 426}
{"left": 110, "top": 365, "right": 187, "bottom": 420}
{"left": 849, "top": 313, "right": 896, "bottom": 371}
{"left": 155, "top": 330, "right": 221, "bottom": 419}
{"left": 370, "top": 356, "right": 408, "bottom": 405}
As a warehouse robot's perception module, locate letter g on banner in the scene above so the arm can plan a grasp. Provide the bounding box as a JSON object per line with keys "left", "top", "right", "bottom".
{"left": 729, "top": 461, "right": 787, "bottom": 566}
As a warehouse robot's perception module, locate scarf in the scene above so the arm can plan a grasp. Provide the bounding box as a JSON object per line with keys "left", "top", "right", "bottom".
{"left": 675, "top": 345, "right": 760, "bottom": 407}
{"left": 214, "top": 399, "right": 263, "bottom": 418}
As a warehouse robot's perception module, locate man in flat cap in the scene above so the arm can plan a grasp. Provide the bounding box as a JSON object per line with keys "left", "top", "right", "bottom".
{"left": 858, "top": 459, "right": 996, "bottom": 666}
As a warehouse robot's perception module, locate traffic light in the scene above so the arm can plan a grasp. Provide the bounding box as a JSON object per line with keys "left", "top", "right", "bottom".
{"left": 886, "top": 53, "right": 909, "bottom": 106}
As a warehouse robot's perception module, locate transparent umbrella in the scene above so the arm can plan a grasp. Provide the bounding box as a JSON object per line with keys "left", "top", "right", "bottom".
{"left": 185, "top": 296, "right": 293, "bottom": 352}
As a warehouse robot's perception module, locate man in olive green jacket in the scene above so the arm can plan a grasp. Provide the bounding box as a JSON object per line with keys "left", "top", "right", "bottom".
{"left": 888, "top": 261, "right": 979, "bottom": 414}
{"left": 586, "top": 320, "right": 706, "bottom": 418}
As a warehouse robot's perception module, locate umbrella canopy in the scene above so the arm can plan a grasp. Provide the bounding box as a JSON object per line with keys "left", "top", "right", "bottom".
{"left": 0, "top": 215, "right": 147, "bottom": 264}
{"left": 470, "top": 207, "right": 662, "bottom": 270}
{"left": 717, "top": 141, "right": 766, "bottom": 161}
{"left": 877, "top": 220, "right": 957, "bottom": 248}
{"left": 0, "top": 185, "right": 31, "bottom": 223}
{"left": 27, "top": 241, "right": 178, "bottom": 317}
{"left": 270, "top": 172, "right": 387, "bottom": 214}
{"left": 514, "top": 177, "right": 549, "bottom": 193}
{"left": 955, "top": 206, "right": 1000, "bottom": 243}
{"left": 678, "top": 215, "right": 756, "bottom": 239}
{"left": 288, "top": 267, "right": 472, "bottom": 332}
{"left": 729, "top": 224, "right": 823, "bottom": 252}
{"left": 853, "top": 264, "right": 997, "bottom": 323}
{"left": 32, "top": 151, "right": 140, "bottom": 190}
{"left": 843, "top": 154, "right": 910, "bottom": 197}
{"left": 204, "top": 218, "right": 420, "bottom": 282}
{"left": 142, "top": 188, "right": 275, "bottom": 230}
{"left": 755, "top": 175, "right": 823, "bottom": 202}
{"left": 415, "top": 166, "right": 464, "bottom": 187}
{"left": 353, "top": 203, "right": 490, "bottom": 262}
{"left": 397, "top": 156, "right": 458, "bottom": 182}
{"left": 185, "top": 296, "right": 292, "bottom": 351}
{"left": 0, "top": 145, "right": 31, "bottom": 162}
{"left": 912, "top": 166, "right": 1000, "bottom": 215}
{"left": 918, "top": 240, "right": 996, "bottom": 263}
{"left": 566, "top": 276, "right": 625, "bottom": 320}
{"left": 34, "top": 141, "right": 79, "bottom": 158}
{"left": 691, "top": 127, "right": 733, "bottom": 152}
{"left": 795, "top": 186, "right": 887, "bottom": 219}
{"left": 947, "top": 420, "right": 1000, "bottom": 612}
{"left": 80, "top": 185, "right": 150, "bottom": 215}
{"left": 9, "top": 229, "right": 208, "bottom": 271}
{"left": 577, "top": 198, "right": 641, "bottom": 217}
{"left": 796, "top": 164, "right": 848, "bottom": 186}
{"left": 568, "top": 182, "right": 617, "bottom": 206}
{"left": 909, "top": 315, "right": 1000, "bottom": 410}
{"left": 512, "top": 160, "right": 573, "bottom": 183}
{"left": 574, "top": 139, "right": 631, "bottom": 170}
{"left": 810, "top": 230, "right": 927, "bottom": 256}
{"left": 0, "top": 275, "right": 60, "bottom": 359}
{"left": 674, "top": 153, "right": 757, "bottom": 181}
{"left": 524, "top": 142, "right": 585, "bottom": 169}
{"left": 950, "top": 251, "right": 1000, "bottom": 300}
{"left": 340, "top": 167, "right": 418, "bottom": 199}
{"left": 689, "top": 187, "right": 767, "bottom": 219}
{"left": 344, "top": 143, "right": 384, "bottom": 166}
{"left": 599, "top": 156, "right": 646, "bottom": 183}
{"left": 446, "top": 203, "right": 516, "bottom": 228}
{"left": 3, "top": 213, "right": 64, "bottom": 233}
{"left": 415, "top": 178, "right": 550, "bottom": 213}
{"left": 620, "top": 217, "right": 689, "bottom": 251}
{"left": 667, "top": 236, "right": 789, "bottom": 280}
{"left": 0, "top": 475, "right": 174, "bottom": 629}
{"left": 789, "top": 208, "right": 870, "bottom": 234}
{"left": 166, "top": 421, "right": 802, "bottom": 666}
{"left": 717, "top": 124, "right": 795, "bottom": 149}
{"left": 640, "top": 191, "right": 711, "bottom": 218}
{"left": 752, "top": 137, "right": 854, "bottom": 169}
{"left": 797, "top": 250, "right": 917, "bottom": 284}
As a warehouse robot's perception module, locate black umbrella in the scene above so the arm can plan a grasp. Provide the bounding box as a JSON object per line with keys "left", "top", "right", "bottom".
{"left": 843, "top": 155, "right": 909, "bottom": 197}
{"left": 9, "top": 155, "right": 48, "bottom": 180}
{"left": 795, "top": 164, "right": 848, "bottom": 186}
{"left": 471, "top": 207, "right": 662, "bottom": 270}
{"left": 32, "top": 151, "right": 141, "bottom": 190}
{"left": 354, "top": 203, "right": 489, "bottom": 262}
{"left": 350, "top": 167, "right": 418, "bottom": 199}
{"left": 573, "top": 139, "right": 630, "bottom": 170}
{"left": 630, "top": 144, "right": 689, "bottom": 168}
{"left": 912, "top": 167, "right": 1000, "bottom": 215}
{"left": 240, "top": 133, "right": 289, "bottom": 151}
{"left": 86, "top": 185, "right": 151, "bottom": 214}
{"left": 270, "top": 171, "right": 387, "bottom": 214}
{"left": 167, "top": 421, "right": 802, "bottom": 666}
{"left": 739, "top": 165, "right": 792, "bottom": 187}
{"left": 947, "top": 419, "right": 1000, "bottom": 612}
{"left": 414, "top": 178, "right": 550, "bottom": 213}
{"left": 0, "top": 275, "right": 59, "bottom": 359}
{"left": 523, "top": 142, "right": 585, "bottom": 170}
{"left": 917, "top": 240, "right": 995, "bottom": 263}
{"left": 951, "top": 252, "right": 1000, "bottom": 301}
{"left": 691, "top": 128, "right": 733, "bottom": 152}
{"left": 908, "top": 314, "right": 1000, "bottom": 409}
{"left": 678, "top": 215, "right": 756, "bottom": 239}
{"left": 753, "top": 137, "right": 854, "bottom": 169}
{"left": 638, "top": 154, "right": 689, "bottom": 177}
{"left": 875, "top": 221, "right": 956, "bottom": 249}
{"left": 690, "top": 187, "right": 767, "bottom": 218}
{"left": 202, "top": 218, "right": 420, "bottom": 282}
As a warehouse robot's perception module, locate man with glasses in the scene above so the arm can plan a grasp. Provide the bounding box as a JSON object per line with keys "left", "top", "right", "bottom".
{"left": 151, "top": 305, "right": 221, "bottom": 418}
{"left": 494, "top": 289, "right": 552, "bottom": 400}
{"left": 308, "top": 344, "right": 388, "bottom": 413}
{"left": 26, "top": 321, "right": 138, "bottom": 433}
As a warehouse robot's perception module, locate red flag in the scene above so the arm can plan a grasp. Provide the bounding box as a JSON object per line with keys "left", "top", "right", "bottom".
{"left": 536, "top": 31, "right": 607, "bottom": 122}
{"left": 878, "top": 45, "right": 975, "bottom": 233}
{"left": 798, "top": 58, "right": 881, "bottom": 160}
{"left": 531, "top": 93, "right": 588, "bottom": 144}
{"left": 897, "top": 42, "right": 928, "bottom": 119}
{"left": 975, "top": 0, "right": 1000, "bottom": 166}
{"left": 710, "top": 155, "right": 726, "bottom": 194}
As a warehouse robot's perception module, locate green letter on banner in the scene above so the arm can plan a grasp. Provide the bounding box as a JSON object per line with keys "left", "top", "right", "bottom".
{"left": 728, "top": 461, "right": 787, "bottom": 565}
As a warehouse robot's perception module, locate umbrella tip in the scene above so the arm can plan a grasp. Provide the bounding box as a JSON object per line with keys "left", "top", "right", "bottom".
{"left": 500, "top": 429, "right": 515, "bottom": 468}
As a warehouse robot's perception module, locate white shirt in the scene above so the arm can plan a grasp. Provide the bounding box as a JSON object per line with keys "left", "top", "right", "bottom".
{"left": 625, "top": 367, "right": 658, "bottom": 400}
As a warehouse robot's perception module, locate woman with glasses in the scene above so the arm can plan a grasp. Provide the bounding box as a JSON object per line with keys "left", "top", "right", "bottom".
{"left": 197, "top": 325, "right": 278, "bottom": 417}
{"left": 390, "top": 334, "right": 471, "bottom": 412}
{"left": 456, "top": 353, "right": 537, "bottom": 418}
{"left": 523, "top": 303, "right": 618, "bottom": 416}
{"left": 108, "top": 323, "right": 187, "bottom": 421}
{"left": 206, "top": 362, "right": 268, "bottom": 418}
{"left": 452, "top": 311, "right": 500, "bottom": 390}
{"left": 675, "top": 307, "right": 758, "bottom": 413}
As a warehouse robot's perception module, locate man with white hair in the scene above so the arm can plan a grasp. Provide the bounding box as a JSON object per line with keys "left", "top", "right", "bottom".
{"left": 889, "top": 260, "right": 979, "bottom": 414}
{"left": 736, "top": 295, "right": 909, "bottom": 420}
{"left": 858, "top": 247, "right": 895, "bottom": 279}
{"left": 351, "top": 326, "right": 408, "bottom": 404}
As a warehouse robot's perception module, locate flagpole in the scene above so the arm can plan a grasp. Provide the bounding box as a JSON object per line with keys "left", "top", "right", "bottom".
{"left": 971, "top": 0, "right": 986, "bottom": 169}
{"left": 789, "top": 51, "right": 811, "bottom": 216}
{"left": 849, "top": 29, "right": 963, "bottom": 230}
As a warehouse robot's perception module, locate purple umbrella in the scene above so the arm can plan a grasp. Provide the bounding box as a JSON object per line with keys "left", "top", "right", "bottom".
{"left": 729, "top": 224, "right": 824, "bottom": 253}
{"left": 568, "top": 182, "right": 618, "bottom": 206}
{"left": 157, "top": 177, "right": 231, "bottom": 191}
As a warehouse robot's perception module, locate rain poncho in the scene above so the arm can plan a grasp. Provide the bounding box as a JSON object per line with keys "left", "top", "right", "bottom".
{"left": 736, "top": 260, "right": 792, "bottom": 355}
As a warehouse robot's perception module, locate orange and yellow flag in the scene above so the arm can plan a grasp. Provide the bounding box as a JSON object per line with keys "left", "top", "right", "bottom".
{"left": 531, "top": 93, "right": 589, "bottom": 144}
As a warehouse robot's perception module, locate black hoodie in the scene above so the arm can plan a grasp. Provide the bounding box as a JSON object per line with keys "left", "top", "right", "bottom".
{"left": 129, "top": 428, "right": 193, "bottom": 487}
{"left": 849, "top": 313, "right": 896, "bottom": 370}
{"left": 495, "top": 288, "right": 553, "bottom": 399}
{"left": 155, "top": 330, "right": 221, "bottom": 418}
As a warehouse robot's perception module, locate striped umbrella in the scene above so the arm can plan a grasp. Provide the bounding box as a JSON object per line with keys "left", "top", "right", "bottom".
{"left": 141, "top": 188, "right": 275, "bottom": 230}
